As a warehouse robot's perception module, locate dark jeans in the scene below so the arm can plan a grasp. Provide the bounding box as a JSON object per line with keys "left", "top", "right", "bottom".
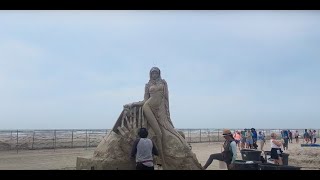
{"left": 136, "top": 163, "right": 154, "bottom": 170}
{"left": 203, "top": 153, "right": 231, "bottom": 170}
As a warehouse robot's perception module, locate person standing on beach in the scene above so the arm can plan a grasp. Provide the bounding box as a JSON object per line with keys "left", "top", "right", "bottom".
{"left": 203, "top": 129, "right": 237, "bottom": 170}
{"left": 313, "top": 130, "right": 317, "bottom": 144}
{"left": 288, "top": 130, "right": 293, "bottom": 143}
{"left": 251, "top": 128, "right": 258, "bottom": 149}
{"left": 294, "top": 130, "right": 299, "bottom": 144}
{"left": 304, "top": 129, "right": 309, "bottom": 144}
{"left": 240, "top": 130, "right": 246, "bottom": 150}
{"left": 245, "top": 129, "right": 253, "bottom": 149}
{"left": 257, "top": 131, "right": 266, "bottom": 151}
{"left": 270, "top": 133, "right": 283, "bottom": 165}
{"left": 282, "top": 129, "right": 289, "bottom": 150}
{"left": 233, "top": 131, "right": 241, "bottom": 151}
{"left": 309, "top": 130, "right": 313, "bottom": 144}
{"left": 131, "top": 128, "right": 159, "bottom": 170}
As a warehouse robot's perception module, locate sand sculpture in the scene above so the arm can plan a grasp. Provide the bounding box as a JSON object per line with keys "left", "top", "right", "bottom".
{"left": 76, "top": 67, "right": 202, "bottom": 170}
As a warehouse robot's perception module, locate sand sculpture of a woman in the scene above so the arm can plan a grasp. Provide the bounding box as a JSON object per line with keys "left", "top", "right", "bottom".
{"left": 84, "top": 67, "right": 202, "bottom": 170}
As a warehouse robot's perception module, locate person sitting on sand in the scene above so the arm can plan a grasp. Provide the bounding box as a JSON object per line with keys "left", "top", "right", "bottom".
{"left": 203, "top": 129, "right": 237, "bottom": 170}
{"left": 270, "top": 132, "right": 283, "bottom": 165}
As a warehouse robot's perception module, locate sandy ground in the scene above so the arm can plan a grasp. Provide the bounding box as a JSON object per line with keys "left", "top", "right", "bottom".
{"left": 0, "top": 141, "right": 319, "bottom": 170}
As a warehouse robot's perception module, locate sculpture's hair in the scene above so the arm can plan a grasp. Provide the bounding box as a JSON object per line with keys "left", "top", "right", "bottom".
{"left": 138, "top": 128, "right": 148, "bottom": 138}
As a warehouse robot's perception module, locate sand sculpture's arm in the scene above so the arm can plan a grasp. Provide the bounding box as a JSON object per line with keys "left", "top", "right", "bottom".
{"left": 124, "top": 84, "right": 149, "bottom": 109}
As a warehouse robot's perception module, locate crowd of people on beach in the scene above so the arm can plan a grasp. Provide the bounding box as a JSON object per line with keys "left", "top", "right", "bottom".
{"left": 232, "top": 128, "right": 263, "bottom": 151}
{"left": 231, "top": 128, "right": 318, "bottom": 152}
{"left": 302, "top": 129, "right": 317, "bottom": 144}
{"left": 130, "top": 127, "right": 318, "bottom": 170}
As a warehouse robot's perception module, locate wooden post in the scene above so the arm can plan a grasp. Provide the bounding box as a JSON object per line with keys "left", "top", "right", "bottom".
{"left": 16, "top": 130, "right": 18, "bottom": 154}
{"left": 53, "top": 130, "right": 56, "bottom": 151}
{"left": 71, "top": 130, "right": 74, "bottom": 148}
{"left": 188, "top": 129, "right": 191, "bottom": 143}
{"left": 32, "top": 131, "right": 35, "bottom": 150}
{"left": 199, "top": 129, "right": 202, "bottom": 142}
{"left": 88, "top": 131, "right": 90, "bottom": 147}
{"left": 86, "top": 130, "right": 88, "bottom": 150}
{"left": 208, "top": 129, "right": 211, "bottom": 143}
{"left": 218, "top": 129, "right": 220, "bottom": 142}
{"left": 10, "top": 131, "right": 12, "bottom": 150}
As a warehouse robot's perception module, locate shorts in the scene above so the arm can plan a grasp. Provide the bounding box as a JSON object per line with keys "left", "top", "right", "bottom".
{"left": 270, "top": 148, "right": 283, "bottom": 160}
{"left": 235, "top": 140, "right": 240, "bottom": 144}
{"left": 246, "top": 139, "right": 253, "bottom": 145}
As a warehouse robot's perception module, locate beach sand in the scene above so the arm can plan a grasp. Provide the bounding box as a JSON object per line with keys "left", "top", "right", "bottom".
{"left": 0, "top": 141, "right": 319, "bottom": 170}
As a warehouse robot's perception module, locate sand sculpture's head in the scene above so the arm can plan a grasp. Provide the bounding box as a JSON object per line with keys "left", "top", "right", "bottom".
{"left": 149, "top": 67, "right": 161, "bottom": 80}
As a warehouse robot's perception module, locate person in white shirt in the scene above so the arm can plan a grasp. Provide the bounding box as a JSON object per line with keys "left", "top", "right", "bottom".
{"left": 270, "top": 132, "right": 283, "bottom": 165}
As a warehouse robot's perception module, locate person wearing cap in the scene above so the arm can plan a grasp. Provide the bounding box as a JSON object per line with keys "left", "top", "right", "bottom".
{"left": 131, "top": 128, "right": 159, "bottom": 170}
{"left": 202, "top": 129, "right": 237, "bottom": 170}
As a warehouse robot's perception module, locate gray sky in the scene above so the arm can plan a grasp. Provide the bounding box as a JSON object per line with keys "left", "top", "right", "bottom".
{"left": 0, "top": 10, "right": 319, "bottom": 130}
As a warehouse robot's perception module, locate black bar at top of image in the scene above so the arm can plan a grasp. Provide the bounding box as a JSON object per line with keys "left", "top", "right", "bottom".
{"left": 1, "top": 0, "right": 320, "bottom": 10}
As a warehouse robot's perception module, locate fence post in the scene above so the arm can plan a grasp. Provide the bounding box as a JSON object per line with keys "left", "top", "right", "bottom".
{"left": 86, "top": 130, "right": 88, "bottom": 150}
{"left": 208, "top": 129, "right": 211, "bottom": 143}
{"left": 71, "top": 130, "right": 74, "bottom": 148}
{"left": 16, "top": 130, "right": 18, "bottom": 154}
{"left": 218, "top": 129, "right": 220, "bottom": 142}
{"left": 88, "top": 131, "right": 91, "bottom": 147}
{"left": 53, "top": 130, "right": 56, "bottom": 151}
{"left": 32, "top": 131, "right": 35, "bottom": 150}
{"left": 199, "top": 129, "right": 202, "bottom": 142}
{"left": 10, "top": 131, "right": 12, "bottom": 150}
{"left": 188, "top": 129, "right": 191, "bottom": 143}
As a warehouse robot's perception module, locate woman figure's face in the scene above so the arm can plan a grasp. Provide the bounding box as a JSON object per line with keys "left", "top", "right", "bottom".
{"left": 151, "top": 71, "right": 159, "bottom": 80}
